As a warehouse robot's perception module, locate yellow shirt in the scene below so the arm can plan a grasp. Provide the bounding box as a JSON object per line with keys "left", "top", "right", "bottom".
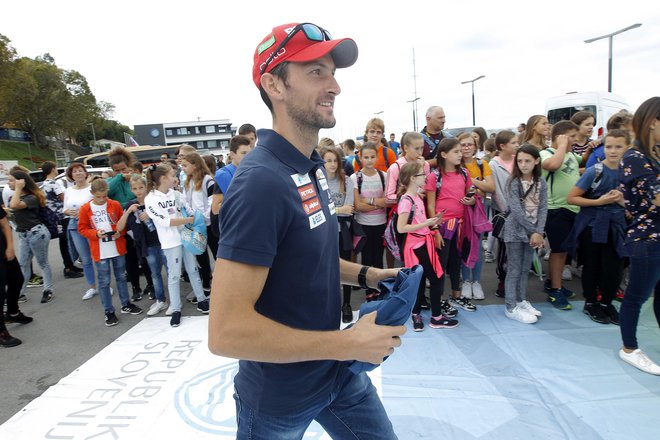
{"left": 464, "top": 158, "right": 492, "bottom": 181}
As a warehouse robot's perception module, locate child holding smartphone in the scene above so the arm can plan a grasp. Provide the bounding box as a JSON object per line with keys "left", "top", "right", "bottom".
{"left": 426, "top": 138, "right": 477, "bottom": 316}
{"left": 78, "top": 179, "right": 143, "bottom": 326}
{"left": 396, "top": 161, "right": 447, "bottom": 331}
{"left": 502, "top": 144, "right": 547, "bottom": 323}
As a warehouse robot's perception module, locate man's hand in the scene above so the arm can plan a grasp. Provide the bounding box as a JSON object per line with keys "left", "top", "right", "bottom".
{"left": 344, "top": 312, "right": 406, "bottom": 364}
{"left": 366, "top": 267, "right": 400, "bottom": 289}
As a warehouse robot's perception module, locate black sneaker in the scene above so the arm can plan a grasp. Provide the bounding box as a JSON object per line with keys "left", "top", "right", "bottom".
{"left": 583, "top": 302, "right": 610, "bottom": 324}
{"left": 196, "top": 299, "right": 210, "bottom": 314}
{"left": 131, "top": 287, "right": 143, "bottom": 302}
{"left": 143, "top": 284, "right": 156, "bottom": 300}
{"left": 170, "top": 311, "right": 181, "bottom": 327}
{"left": 495, "top": 280, "right": 505, "bottom": 298}
{"left": 0, "top": 330, "right": 22, "bottom": 347}
{"left": 4, "top": 312, "right": 33, "bottom": 324}
{"left": 203, "top": 288, "right": 211, "bottom": 297}
{"left": 120, "top": 303, "right": 143, "bottom": 315}
{"left": 40, "top": 290, "right": 53, "bottom": 303}
{"left": 601, "top": 303, "right": 620, "bottom": 325}
{"left": 420, "top": 297, "right": 431, "bottom": 310}
{"left": 105, "top": 312, "right": 119, "bottom": 327}
{"left": 412, "top": 314, "right": 424, "bottom": 332}
{"left": 449, "top": 296, "right": 477, "bottom": 312}
{"left": 63, "top": 268, "right": 83, "bottom": 279}
{"left": 441, "top": 299, "right": 458, "bottom": 318}
{"left": 17, "top": 294, "right": 27, "bottom": 303}
{"left": 342, "top": 304, "right": 353, "bottom": 323}
{"left": 429, "top": 315, "right": 459, "bottom": 329}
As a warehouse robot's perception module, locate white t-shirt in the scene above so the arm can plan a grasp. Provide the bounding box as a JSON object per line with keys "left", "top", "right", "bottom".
{"left": 350, "top": 171, "right": 387, "bottom": 226}
{"left": 90, "top": 202, "right": 119, "bottom": 259}
{"left": 63, "top": 186, "right": 93, "bottom": 218}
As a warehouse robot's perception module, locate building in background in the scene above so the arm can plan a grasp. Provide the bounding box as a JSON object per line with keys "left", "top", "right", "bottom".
{"left": 133, "top": 119, "right": 235, "bottom": 152}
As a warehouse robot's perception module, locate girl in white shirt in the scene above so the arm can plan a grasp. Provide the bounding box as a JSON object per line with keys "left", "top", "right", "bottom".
{"left": 144, "top": 164, "right": 208, "bottom": 327}
{"left": 180, "top": 152, "right": 215, "bottom": 295}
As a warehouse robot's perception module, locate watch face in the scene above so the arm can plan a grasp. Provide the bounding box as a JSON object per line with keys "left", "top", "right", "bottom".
{"left": 150, "top": 128, "right": 160, "bottom": 138}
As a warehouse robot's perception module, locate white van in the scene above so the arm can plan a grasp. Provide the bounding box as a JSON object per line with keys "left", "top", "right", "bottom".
{"left": 545, "top": 92, "right": 629, "bottom": 138}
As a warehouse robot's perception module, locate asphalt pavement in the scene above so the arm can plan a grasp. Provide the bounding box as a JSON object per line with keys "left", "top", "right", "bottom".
{"left": 0, "top": 235, "right": 584, "bottom": 425}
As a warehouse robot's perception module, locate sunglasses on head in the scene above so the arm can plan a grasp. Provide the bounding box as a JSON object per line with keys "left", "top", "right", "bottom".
{"left": 260, "top": 23, "right": 332, "bottom": 75}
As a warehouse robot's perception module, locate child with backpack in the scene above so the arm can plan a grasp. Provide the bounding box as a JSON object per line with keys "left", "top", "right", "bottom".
{"left": 425, "top": 138, "right": 478, "bottom": 316}
{"left": 502, "top": 144, "right": 547, "bottom": 323}
{"left": 395, "top": 161, "right": 448, "bottom": 331}
{"left": 321, "top": 147, "right": 355, "bottom": 322}
{"left": 145, "top": 164, "right": 209, "bottom": 327}
{"left": 566, "top": 129, "right": 629, "bottom": 325}
{"left": 351, "top": 142, "right": 387, "bottom": 293}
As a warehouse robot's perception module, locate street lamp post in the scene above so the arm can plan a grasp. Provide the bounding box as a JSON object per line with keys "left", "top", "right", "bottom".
{"left": 584, "top": 23, "right": 641, "bottom": 93}
{"left": 88, "top": 123, "right": 97, "bottom": 152}
{"left": 406, "top": 97, "right": 420, "bottom": 131}
{"left": 461, "top": 75, "right": 485, "bottom": 126}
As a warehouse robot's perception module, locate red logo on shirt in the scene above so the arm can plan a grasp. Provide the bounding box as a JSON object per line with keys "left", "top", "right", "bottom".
{"left": 298, "top": 184, "right": 316, "bottom": 201}
{"left": 302, "top": 197, "right": 322, "bottom": 215}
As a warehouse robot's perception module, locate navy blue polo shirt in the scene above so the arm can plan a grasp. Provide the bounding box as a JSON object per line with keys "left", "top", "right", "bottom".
{"left": 217, "top": 129, "right": 341, "bottom": 416}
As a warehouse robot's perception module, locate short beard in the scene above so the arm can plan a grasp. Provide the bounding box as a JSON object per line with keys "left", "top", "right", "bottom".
{"left": 286, "top": 102, "right": 336, "bottom": 131}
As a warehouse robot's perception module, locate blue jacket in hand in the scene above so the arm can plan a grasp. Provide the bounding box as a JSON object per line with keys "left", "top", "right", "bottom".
{"left": 347, "top": 265, "right": 424, "bottom": 374}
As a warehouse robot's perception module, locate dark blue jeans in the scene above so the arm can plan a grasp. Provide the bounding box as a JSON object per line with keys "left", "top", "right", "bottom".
{"left": 94, "top": 255, "right": 130, "bottom": 314}
{"left": 619, "top": 240, "right": 660, "bottom": 349}
{"left": 234, "top": 369, "right": 397, "bottom": 439}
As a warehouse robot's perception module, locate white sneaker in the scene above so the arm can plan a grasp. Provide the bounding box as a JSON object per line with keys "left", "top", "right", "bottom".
{"left": 619, "top": 349, "right": 660, "bottom": 375}
{"left": 165, "top": 305, "right": 175, "bottom": 316}
{"left": 147, "top": 300, "right": 168, "bottom": 316}
{"left": 505, "top": 305, "right": 538, "bottom": 324}
{"left": 484, "top": 251, "right": 495, "bottom": 263}
{"left": 461, "top": 281, "right": 473, "bottom": 299}
{"left": 517, "top": 300, "right": 542, "bottom": 317}
{"left": 82, "top": 288, "right": 96, "bottom": 300}
{"left": 562, "top": 265, "right": 573, "bottom": 281}
{"left": 472, "top": 282, "right": 485, "bottom": 300}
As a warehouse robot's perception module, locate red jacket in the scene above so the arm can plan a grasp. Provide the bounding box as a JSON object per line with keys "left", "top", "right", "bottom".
{"left": 77, "top": 198, "right": 126, "bottom": 262}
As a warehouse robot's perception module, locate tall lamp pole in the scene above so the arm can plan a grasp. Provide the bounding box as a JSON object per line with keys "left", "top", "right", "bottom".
{"left": 584, "top": 23, "right": 641, "bottom": 93}
{"left": 407, "top": 97, "right": 421, "bottom": 131}
{"left": 88, "top": 123, "right": 97, "bottom": 151}
{"left": 461, "top": 75, "right": 485, "bottom": 126}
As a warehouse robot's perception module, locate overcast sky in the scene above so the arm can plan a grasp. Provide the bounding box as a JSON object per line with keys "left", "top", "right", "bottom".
{"left": 4, "top": 0, "right": 659, "bottom": 142}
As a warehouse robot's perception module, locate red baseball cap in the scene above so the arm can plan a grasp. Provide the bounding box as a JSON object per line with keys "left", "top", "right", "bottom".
{"left": 252, "top": 23, "right": 358, "bottom": 88}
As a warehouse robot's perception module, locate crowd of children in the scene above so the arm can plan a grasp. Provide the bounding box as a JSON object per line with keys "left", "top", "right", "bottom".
{"left": 2, "top": 101, "right": 658, "bottom": 378}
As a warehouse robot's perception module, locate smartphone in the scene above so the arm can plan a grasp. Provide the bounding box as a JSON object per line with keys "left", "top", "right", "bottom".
{"left": 465, "top": 191, "right": 475, "bottom": 198}
{"left": 101, "top": 231, "right": 115, "bottom": 242}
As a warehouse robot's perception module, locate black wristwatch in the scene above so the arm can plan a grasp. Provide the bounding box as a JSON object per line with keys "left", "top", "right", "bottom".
{"left": 358, "top": 266, "right": 370, "bottom": 290}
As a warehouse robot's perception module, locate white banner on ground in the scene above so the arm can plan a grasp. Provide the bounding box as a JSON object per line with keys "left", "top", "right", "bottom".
{"left": 0, "top": 316, "right": 381, "bottom": 440}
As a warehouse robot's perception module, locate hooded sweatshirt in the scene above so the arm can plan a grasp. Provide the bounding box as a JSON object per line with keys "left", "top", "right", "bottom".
{"left": 145, "top": 188, "right": 184, "bottom": 250}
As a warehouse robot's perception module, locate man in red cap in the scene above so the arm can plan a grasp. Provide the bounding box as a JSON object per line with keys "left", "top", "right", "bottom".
{"left": 209, "top": 23, "right": 404, "bottom": 438}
